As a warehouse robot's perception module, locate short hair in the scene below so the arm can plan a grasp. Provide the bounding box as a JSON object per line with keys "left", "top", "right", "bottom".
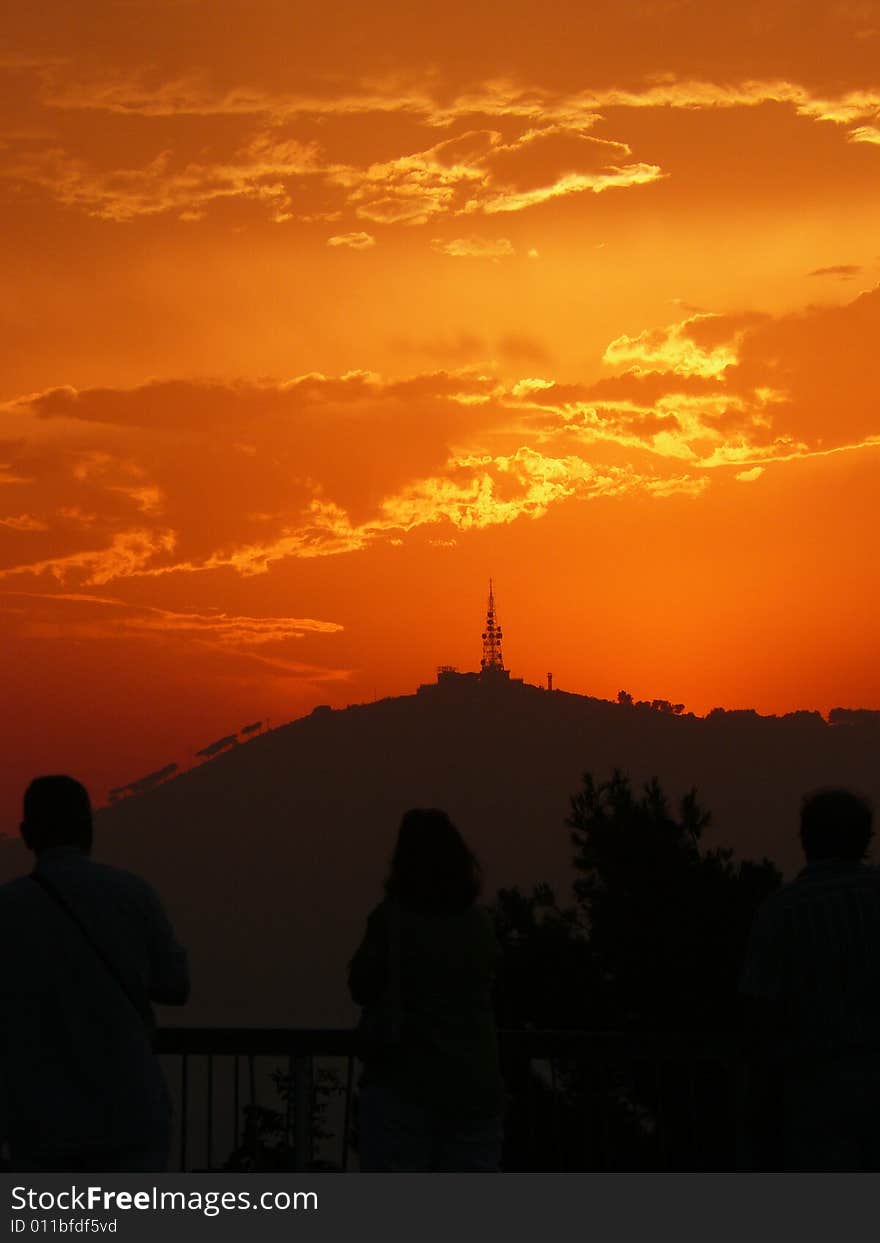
{"left": 22, "top": 775, "right": 93, "bottom": 853}
{"left": 385, "top": 808, "right": 482, "bottom": 914}
{"left": 800, "top": 788, "right": 873, "bottom": 862}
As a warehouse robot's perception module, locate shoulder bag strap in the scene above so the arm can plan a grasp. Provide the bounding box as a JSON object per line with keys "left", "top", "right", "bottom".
{"left": 387, "top": 900, "right": 402, "bottom": 1043}
{"left": 29, "top": 871, "right": 153, "bottom": 1033}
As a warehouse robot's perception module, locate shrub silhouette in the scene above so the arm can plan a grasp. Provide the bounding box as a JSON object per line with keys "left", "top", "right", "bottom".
{"left": 494, "top": 771, "right": 782, "bottom": 1169}
{"left": 495, "top": 769, "right": 780, "bottom": 1033}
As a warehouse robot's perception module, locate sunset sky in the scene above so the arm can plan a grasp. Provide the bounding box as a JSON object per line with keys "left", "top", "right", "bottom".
{"left": 2, "top": 0, "right": 880, "bottom": 824}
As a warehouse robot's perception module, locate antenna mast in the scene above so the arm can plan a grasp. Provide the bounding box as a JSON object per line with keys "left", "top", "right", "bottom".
{"left": 480, "top": 578, "right": 505, "bottom": 672}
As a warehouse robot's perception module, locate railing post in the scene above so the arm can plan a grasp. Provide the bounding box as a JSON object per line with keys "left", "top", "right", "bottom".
{"left": 294, "top": 1054, "right": 314, "bottom": 1172}
{"left": 157, "top": 1027, "right": 744, "bottom": 1174}
{"left": 206, "top": 1054, "right": 214, "bottom": 1170}
{"left": 342, "top": 1055, "right": 356, "bottom": 1172}
{"left": 550, "top": 1057, "right": 562, "bottom": 1170}
{"left": 180, "top": 1053, "right": 189, "bottom": 1172}
{"left": 733, "top": 1054, "right": 750, "bottom": 1171}
{"left": 285, "top": 1054, "right": 295, "bottom": 1155}
{"left": 233, "top": 1055, "right": 240, "bottom": 1153}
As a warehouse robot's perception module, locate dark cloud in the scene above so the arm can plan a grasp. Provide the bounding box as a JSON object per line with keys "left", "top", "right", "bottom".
{"left": 497, "top": 333, "right": 553, "bottom": 364}
{"left": 4, "top": 286, "right": 880, "bottom": 588}
{"left": 807, "top": 263, "right": 862, "bottom": 278}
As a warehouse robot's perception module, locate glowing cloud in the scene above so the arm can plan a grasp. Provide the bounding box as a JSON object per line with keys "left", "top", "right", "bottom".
{"left": 603, "top": 316, "right": 741, "bottom": 379}
{"left": 430, "top": 237, "right": 515, "bottom": 258}
{"left": 327, "top": 231, "right": 376, "bottom": 249}
{"left": 0, "top": 529, "right": 177, "bottom": 586}
{"left": 475, "top": 164, "right": 663, "bottom": 214}
{"left": 0, "top": 514, "right": 49, "bottom": 531}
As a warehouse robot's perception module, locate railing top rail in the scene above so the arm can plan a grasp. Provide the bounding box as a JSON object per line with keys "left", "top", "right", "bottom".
{"left": 155, "top": 1026, "right": 743, "bottom": 1060}
{"left": 154, "top": 1027, "right": 358, "bottom": 1056}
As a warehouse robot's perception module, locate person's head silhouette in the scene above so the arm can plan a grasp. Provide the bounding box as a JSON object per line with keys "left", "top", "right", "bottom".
{"left": 21, "top": 775, "right": 93, "bottom": 855}
{"left": 800, "top": 787, "right": 873, "bottom": 863}
{"left": 385, "top": 807, "right": 482, "bottom": 914}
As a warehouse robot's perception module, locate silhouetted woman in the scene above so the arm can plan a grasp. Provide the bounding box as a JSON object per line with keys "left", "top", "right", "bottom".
{"left": 348, "top": 808, "right": 504, "bottom": 1171}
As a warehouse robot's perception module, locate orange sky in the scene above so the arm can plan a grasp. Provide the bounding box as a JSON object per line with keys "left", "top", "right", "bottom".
{"left": 2, "top": 0, "right": 880, "bottom": 825}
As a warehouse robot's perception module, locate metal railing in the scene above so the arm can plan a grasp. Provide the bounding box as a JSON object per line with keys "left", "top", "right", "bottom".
{"left": 154, "top": 1028, "right": 749, "bottom": 1172}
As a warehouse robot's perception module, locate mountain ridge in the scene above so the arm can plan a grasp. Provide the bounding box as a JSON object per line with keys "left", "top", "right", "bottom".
{"left": 2, "top": 676, "right": 878, "bottom": 1026}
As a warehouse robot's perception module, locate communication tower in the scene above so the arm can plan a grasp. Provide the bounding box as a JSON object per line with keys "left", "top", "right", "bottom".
{"left": 480, "top": 578, "right": 505, "bottom": 673}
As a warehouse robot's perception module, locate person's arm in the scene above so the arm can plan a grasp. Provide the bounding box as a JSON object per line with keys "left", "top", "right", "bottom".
{"left": 0, "top": 995, "right": 8, "bottom": 1164}
{"left": 740, "top": 994, "right": 785, "bottom": 1054}
{"left": 739, "top": 900, "right": 787, "bottom": 1051}
{"left": 481, "top": 905, "right": 503, "bottom": 998}
{"left": 739, "top": 900, "right": 787, "bottom": 1169}
{"left": 143, "top": 884, "right": 190, "bottom": 1006}
{"left": 347, "top": 905, "right": 388, "bottom": 1007}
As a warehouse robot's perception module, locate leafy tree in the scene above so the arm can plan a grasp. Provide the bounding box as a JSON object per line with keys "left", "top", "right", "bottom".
{"left": 568, "top": 770, "right": 780, "bottom": 1030}
{"left": 493, "top": 882, "right": 593, "bottom": 1029}
{"left": 829, "top": 707, "right": 880, "bottom": 727}
{"left": 222, "top": 1066, "right": 344, "bottom": 1171}
{"left": 493, "top": 770, "right": 781, "bottom": 1033}
{"left": 615, "top": 690, "right": 685, "bottom": 714}
{"left": 493, "top": 771, "right": 782, "bottom": 1170}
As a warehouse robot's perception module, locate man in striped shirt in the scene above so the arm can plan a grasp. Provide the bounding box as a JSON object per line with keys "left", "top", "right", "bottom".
{"left": 740, "top": 788, "right": 880, "bottom": 1170}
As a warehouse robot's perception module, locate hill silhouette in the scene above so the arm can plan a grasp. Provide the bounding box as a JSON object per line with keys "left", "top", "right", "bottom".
{"left": 2, "top": 675, "right": 878, "bottom": 1026}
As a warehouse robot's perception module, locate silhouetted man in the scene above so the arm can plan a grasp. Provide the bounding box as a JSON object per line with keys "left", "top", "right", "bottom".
{"left": 0, "top": 775, "right": 189, "bottom": 1171}
{"left": 740, "top": 788, "right": 880, "bottom": 1170}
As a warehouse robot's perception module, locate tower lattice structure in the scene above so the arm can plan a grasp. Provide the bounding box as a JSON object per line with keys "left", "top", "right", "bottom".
{"left": 480, "top": 578, "right": 505, "bottom": 672}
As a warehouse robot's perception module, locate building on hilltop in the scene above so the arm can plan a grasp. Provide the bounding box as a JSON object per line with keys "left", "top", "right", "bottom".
{"left": 418, "top": 579, "right": 526, "bottom": 699}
